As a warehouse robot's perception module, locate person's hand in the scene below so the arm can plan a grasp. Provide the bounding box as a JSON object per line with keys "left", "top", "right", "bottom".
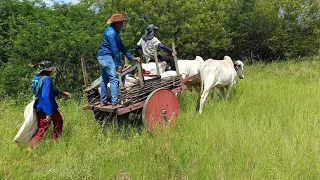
{"left": 45, "top": 115, "right": 52, "bottom": 124}
{"left": 118, "top": 66, "right": 123, "bottom": 73}
{"left": 62, "top": 91, "right": 72, "bottom": 98}
{"left": 172, "top": 51, "right": 177, "bottom": 57}
{"left": 133, "top": 57, "right": 140, "bottom": 62}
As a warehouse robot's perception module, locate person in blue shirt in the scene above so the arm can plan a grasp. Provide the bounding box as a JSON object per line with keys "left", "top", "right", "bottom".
{"left": 97, "top": 13, "right": 140, "bottom": 109}
{"left": 29, "top": 61, "right": 72, "bottom": 149}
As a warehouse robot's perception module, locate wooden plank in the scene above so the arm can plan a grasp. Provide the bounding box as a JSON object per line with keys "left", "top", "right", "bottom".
{"left": 181, "top": 74, "right": 200, "bottom": 84}
{"left": 93, "top": 105, "right": 116, "bottom": 112}
{"left": 84, "top": 83, "right": 99, "bottom": 93}
{"left": 82, "top": 104, "right": 93, "bottom": 110}
{"left": 137, "top": 61, "right": 144, "bottom": 85}
{"left": 172, "top": 42, "right": 179, "bottom": 75}
{"left": 81, "top": 57, "right": 89, "bottom": 87}
{"left": 171, "top": 85, "right": 186, "bottom": 94}
{"left": 153, "top": 45, "right": 160, "bottom": 75}
{"left": 117, "top": 101, "right": 145, "bottom": 115}
{"left": 118, "top": 72, "right": 123, "bottom": 87}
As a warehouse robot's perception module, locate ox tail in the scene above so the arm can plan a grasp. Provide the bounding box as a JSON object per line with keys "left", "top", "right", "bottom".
{"left": 196, "top": 64, "right": 204, "bottom": 111}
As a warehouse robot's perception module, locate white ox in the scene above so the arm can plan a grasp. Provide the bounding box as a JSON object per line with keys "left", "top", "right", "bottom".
{"left": 178, "top": 56, "right": 204, "bottom": 79}
{"left": 197, "top": 56, "right": 244, "bottom": 114}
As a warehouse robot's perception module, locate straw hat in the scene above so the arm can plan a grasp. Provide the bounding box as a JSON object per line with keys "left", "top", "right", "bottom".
{"left": 107, "top": 14, "right": 127, "bottom": 24}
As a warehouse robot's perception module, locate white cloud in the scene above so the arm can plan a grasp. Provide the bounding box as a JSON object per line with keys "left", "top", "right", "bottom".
{"left": 43, "top": 0, "right": 79, "bottom": 6}
{"left": 63, "top": 0, "right": 79, "bottom": 4}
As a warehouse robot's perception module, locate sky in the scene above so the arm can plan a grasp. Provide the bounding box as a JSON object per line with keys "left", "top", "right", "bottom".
{"left": 43, "top": 0, "right": 79, "bottom": 6}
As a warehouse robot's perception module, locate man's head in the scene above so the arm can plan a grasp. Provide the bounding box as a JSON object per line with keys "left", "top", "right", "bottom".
{"left": 113, "top": 21, "right": 124, "bottom": 31}
{"left": 38, "top": 61, "right": 55, "bottom": 76}
{"left": 142, "top": 24, "right": 159, "bottom": 41}
{"left": 146, "top": 24, "right": 158, "bottom": 35}
{"left": 107, "top": 14, "right": 127, "bottom": 31}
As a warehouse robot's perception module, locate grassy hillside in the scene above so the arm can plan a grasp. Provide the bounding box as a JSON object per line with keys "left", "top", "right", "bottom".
{"left": 1, "top": 57, "right": 320, "bottom": 179}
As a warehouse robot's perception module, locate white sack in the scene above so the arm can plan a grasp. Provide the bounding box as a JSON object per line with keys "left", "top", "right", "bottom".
{"left": 160, "top": 70, "right": 177, "bottom": 78}
{"left": 14, "top": 100, "right": 38, "bottom": 145}
{"left": 142, "top": 62, "right": 167, "bottom": 75}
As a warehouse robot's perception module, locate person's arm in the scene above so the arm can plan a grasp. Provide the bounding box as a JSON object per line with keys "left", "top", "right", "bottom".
{"left": 119, "top": 37, "right": 135, "bottom": 61}
{"left": 52, "top": 86, "right": 72, "bottom": 98}
{"left": 41, "top": 78, "right": 53, "bottom": 116}
{"left": 158, "top": 43, "right": 173, "bottom": 54}
{"left": 135, "top": 38, "right": 142, "bottom": 50}
{"left": 135, "top": 44, "right": 142, "bottom": 50}
{"left": 52, "top": 89, "right": 61, "bottom": 97}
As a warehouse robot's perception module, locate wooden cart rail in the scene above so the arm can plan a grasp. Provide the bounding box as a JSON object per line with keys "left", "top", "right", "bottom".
{"left": 82, "top": 74, "right": 183, "bottom": 113}
{"left": 82, "top": 85, "right": 186, "bottom": 115}
{"left": 119, "top": 75, "right": 181, "bottom": 106}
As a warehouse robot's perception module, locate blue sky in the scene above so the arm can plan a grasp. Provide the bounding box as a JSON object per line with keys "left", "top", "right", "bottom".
{"left": 43, "top": 0, "right": 79, "bottom": 6}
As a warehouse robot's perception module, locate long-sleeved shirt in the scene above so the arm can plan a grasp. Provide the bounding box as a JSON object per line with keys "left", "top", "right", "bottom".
{"left": 97, "top": 24, "right": 135, "bottom": 67}
{"left": 32, "top": 75, "right": 60, "bottom": 115}
{"left": 135, "top": 37, "right": 173, "bottom": 62}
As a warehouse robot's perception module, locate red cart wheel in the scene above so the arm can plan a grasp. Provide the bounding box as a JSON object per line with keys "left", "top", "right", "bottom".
{"left": 142, "top": 88, "right": 179, "bottom": 132}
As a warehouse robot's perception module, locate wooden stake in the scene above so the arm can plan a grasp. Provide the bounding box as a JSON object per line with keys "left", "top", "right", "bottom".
{"left": 172, "top": 42, "right": 179, "bottom": 75}
{"left": 81, "top": 57, "right": 89, "bottom": 87}
{"left": 153, "top": 45, "right": 160, "bottom": 75}
{"left": 124, "top": 56, "right": 129, "bottom": 66}
{"left": 118, "top": 72, "right": 123, "bottom": 87}
{"left": 137, "top": 61, "right": 144, "bottom": 85}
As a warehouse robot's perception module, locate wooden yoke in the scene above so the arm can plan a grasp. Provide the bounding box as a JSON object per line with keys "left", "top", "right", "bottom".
{"left": 153, "top": 45, "right": 160, "bottom": 76}
{"left": 172, "top": 42, "right": 179, "bottom": 75}
{"left": 81, "top": 57, "right": 89, "bottom": 88}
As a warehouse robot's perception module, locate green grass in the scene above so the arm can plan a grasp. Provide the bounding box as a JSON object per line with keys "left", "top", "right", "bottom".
{"left": 1, "top": 57, "right": 320, "bottom": 179}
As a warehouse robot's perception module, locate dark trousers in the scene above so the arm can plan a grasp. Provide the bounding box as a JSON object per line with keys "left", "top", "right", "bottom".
{"left": 29, "top": 110, "right": 63, "bottom": 148}
{"left": 150, "top": 55, "right": 176, "bottom": 71}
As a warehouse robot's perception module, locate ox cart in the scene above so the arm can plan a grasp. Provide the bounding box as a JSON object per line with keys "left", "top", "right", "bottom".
{"left": 81, "top": 44, "right": 198, "bottom": 132}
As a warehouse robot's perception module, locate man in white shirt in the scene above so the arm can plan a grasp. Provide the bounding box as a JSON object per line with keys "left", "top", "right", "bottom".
{"left": 135, "top": 24, "right": 176, "bottom": 70}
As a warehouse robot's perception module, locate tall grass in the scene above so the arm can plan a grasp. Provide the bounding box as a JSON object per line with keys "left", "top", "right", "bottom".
{"left": 1, "top": 57, "right": 320, "bottom": 179}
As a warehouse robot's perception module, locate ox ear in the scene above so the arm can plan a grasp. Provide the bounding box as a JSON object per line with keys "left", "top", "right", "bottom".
{"left": 233, "top": 60, "right": 242, "bottom": 65}
{"left": 237, "top": 60, "right": 244, "bottom": 66}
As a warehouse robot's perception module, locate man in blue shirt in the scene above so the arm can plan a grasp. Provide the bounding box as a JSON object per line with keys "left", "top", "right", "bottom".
{"left": 97, "top": 13, "right": 140, "bottom": 109}
{"left": 29, "top": 61, "right": 72, "bottom": 149}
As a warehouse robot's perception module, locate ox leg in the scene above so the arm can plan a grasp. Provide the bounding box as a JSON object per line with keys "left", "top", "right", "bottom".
{"left": 225, "top": 84, "right": 234, "bottom": 99}
{"left": 214, "top": 87, "right": 225, "bottom": 99}
{"left": 198, "top": 69, "right": 215, "bottom": 114}
{"left": 199, "top": 90, "right": 210, "bottom": 114}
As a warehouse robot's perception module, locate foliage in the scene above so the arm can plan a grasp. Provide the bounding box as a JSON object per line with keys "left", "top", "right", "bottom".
{"left": 0, "top": 0, "right": 319, "bottom": 98}
{"left": 227, "top": 0, "right": 320, "bottom": 61}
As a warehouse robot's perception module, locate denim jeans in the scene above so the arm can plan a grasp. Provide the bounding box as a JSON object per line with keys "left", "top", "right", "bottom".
{"left": 97, "top": 55, "right": 119, "bottom": 105}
